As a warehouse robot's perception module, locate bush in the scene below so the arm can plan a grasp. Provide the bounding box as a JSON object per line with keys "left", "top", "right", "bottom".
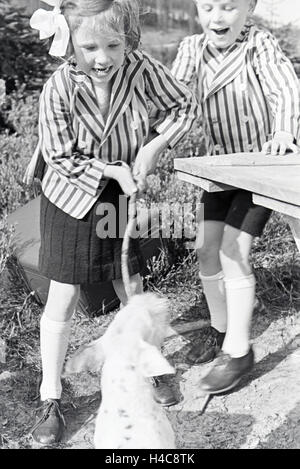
{"left": 144, "top": 42, "right": 179, "bottom": 69}
{"left": 0, "top": 131, "right": 37, "bottom": 216}
{"left": 0, "top": 0, "right": 52, "bottom": 93}
{"left": 5, "top": 88, "right": 39, "bottom": 136}
{"left": 0, "top": 91, "right": 39, "bottom": 193}
{"left": 253, "top": 15, "right": 300, "bottom": 64}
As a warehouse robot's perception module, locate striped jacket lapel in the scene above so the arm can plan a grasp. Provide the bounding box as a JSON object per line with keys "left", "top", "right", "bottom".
{"left": 102, "top": 51, "right": 146, "bottom": 142}
{"left": 204, "top": 26, "right": 254, "bottom": 101}
{"left": 69, "top": 65, "right": 105, "bottom": 145}
{"left": 74, "top": 80, "right": 105, "bottom": 145}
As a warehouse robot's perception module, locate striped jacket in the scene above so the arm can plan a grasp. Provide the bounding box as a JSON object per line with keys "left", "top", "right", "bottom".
{"left": 37, "top": 50, "right": 199, "bottom": 219}
{"left": 171, "top": 24, "right": 300, "bottom": 156}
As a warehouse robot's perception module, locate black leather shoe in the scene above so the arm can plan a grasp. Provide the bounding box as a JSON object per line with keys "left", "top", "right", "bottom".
{"left": 199, "top": 347, "right": 255, "bottom": 394}
{"left": 186, "top": 327, "right": 225, "bottom": 365}
{"left": 151, "top": 376, "right": 178, "bottom": 407}
{"left": 30, "top": 399, "right": 65, "bottom": 445}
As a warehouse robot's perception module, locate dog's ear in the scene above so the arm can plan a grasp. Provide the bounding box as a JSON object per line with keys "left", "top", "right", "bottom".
{"left": 138, "top": 339, "right": 175, "bottom": 377}
{"left": 64, "top": 337, "right": 105, "bottom": 374}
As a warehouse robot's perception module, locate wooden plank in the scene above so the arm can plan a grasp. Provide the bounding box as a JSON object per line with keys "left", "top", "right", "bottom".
{"left": 176, "top": 171, "right": 235, "bottom": 192}
{"left": 183, "top": 153, "right": 300, "bottom": 166}
{"left": 174, "top": 158, "right": 300, "bottom": 207}
{"left": 286, "top": 216, "right": 300, "bottom": 252}
{"left": 253, "top": 194, "right": 300, "bottom": 218}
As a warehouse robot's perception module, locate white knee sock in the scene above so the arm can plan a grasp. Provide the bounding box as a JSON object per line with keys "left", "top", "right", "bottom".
{"left": 39, "top": 314, "right": 72, "bottom": 401}
{"left": 222, "top": 274, "right": 256, "bottom": 358}
{"left": 200, "top": 271, "right": 227, "bottom": 333}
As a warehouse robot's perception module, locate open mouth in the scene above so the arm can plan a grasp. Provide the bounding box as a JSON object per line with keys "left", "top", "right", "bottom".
{"left": 93, "top": 65, "right": 113, "bottom": 77}
{"left": 211, "top": 28, "right": 230, "bottom": 37}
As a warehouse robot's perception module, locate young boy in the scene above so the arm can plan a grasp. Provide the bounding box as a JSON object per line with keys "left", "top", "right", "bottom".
{"left": 172, "top": 0, "right": 300, "bottom": 394}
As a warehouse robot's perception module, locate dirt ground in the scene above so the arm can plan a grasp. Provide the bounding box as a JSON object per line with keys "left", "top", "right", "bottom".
{"left": 1, "top": 296, "right": 300, "bottom": 450}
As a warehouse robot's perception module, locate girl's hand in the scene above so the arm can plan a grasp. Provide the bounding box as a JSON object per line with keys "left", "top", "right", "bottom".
{"left": 23, "top": 146, "right": 40, "bottom": 185}
{"left": 262, "top": 131, "right": 299, "bottom": 155}
{"left": 133, "top": 148, "right": 157, "bottom": 193}
{"left": 133, "top": 134, "right": 168, "bottom": 192}
{"left": 104, "top": 162, "right": 137, "bottom": 197}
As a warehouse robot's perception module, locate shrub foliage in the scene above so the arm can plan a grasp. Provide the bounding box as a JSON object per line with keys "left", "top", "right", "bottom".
{"left": 0, "top": 0, "right": 51, "bottom": 93}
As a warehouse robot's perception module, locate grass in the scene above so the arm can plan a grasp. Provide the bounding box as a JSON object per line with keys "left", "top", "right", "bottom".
{"left": 0, "top": 107, "right": 299, "bottom": 374}
{"left": 0, "top": 34, "right": 299, "bottom": 448}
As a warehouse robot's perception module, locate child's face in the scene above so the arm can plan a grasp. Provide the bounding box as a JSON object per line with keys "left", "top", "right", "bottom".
{"left": 195, "top": 0, "right": 254, "bottom": 49}
{"left": 72, "top": 17, "right": 126, "bottom": 86}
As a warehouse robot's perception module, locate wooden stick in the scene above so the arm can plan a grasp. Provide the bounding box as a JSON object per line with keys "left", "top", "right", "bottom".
{"left": 120, "top": 197, "right": 209, "bottom": 335}
{"left": 121, "top": 192, "right": 138, "bottom": 300}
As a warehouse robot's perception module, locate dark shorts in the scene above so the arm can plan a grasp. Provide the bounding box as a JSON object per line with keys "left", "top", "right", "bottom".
{"left": 201, "top": 189, "right": 271, "bottom": 237}
{"left": 39, "top": 181, "right": 144, "bottom": 284}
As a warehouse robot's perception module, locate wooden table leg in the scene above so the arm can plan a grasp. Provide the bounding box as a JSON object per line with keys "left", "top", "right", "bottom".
{"left": 286, "top": 216, "right": 300, "bottom": 252}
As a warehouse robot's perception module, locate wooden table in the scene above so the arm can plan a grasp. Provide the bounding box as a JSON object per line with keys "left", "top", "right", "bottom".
{"left": 174, "top": 153, "right": 300, "bottom": 251}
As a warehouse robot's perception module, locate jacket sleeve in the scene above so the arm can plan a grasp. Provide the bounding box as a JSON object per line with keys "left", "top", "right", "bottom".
{"left": 39, "top": 78, "right": 106, "bottom": 197}
{"left": 171, "top": 35, "right": 198, "bottom": 86}
{"left": 253, "top": 30, "right": 300, "bottom": 142}
{"left": 143, "top": 52, "right": 200, "bottom": 148}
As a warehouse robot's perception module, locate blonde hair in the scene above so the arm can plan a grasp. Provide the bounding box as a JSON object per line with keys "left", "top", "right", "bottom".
{"left": 61, "top": 0, "right": 141, "bottom": 51}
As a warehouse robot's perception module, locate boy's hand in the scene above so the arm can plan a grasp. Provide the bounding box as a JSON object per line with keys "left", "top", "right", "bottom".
{"left": 103, "top": 162, "right": 137, "bottom": 197}
{"left": 262, "top": 131, "right": 299, "bottom": 155}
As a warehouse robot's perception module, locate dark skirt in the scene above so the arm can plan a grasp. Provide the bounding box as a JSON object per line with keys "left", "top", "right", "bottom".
{"left": 39, "top": 181, "right": 144, "bottom": 284}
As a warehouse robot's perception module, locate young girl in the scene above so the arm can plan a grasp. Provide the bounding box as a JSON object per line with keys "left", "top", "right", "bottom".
{"left": 172, "top": 0, "right": 300, "bottom": 394}
{"left": 27, "top": 0, "right": 198, "bottom": 445}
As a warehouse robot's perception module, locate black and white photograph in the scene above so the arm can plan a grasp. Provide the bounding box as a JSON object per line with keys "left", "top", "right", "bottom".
{"left": 0, "top": 0, "right": 300, "bottom": 451}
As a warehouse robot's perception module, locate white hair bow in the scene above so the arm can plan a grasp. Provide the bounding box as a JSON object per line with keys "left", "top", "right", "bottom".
{"left": 30, "top": 0, "right": 70, "bottom": 57}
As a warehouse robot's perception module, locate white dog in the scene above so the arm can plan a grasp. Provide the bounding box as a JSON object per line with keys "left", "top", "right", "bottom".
{"left": 65, "top": 293, "right": 176, "bottom": 449}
